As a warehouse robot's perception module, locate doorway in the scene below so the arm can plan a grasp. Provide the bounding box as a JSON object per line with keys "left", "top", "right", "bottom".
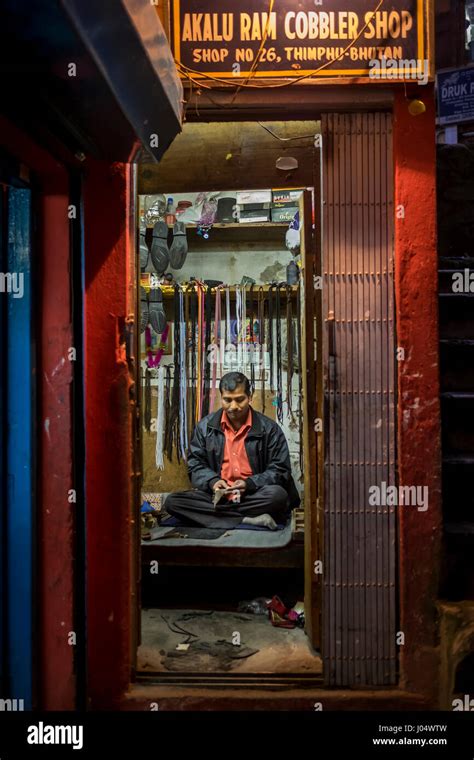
{"left": 135, "top": 120, "right": 322, "bottom": 680}
{"left": 132, "top": 112, "right": 398, "bottom": 688}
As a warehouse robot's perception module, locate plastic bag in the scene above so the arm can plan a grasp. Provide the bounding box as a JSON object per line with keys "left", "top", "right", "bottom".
{"left": 237, "top": 597, "right": 271, "bottom": 615}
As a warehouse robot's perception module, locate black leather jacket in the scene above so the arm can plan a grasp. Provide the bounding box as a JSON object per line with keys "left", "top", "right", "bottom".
{"left": 186, "top": 407, "right": 301, "bottom": 508}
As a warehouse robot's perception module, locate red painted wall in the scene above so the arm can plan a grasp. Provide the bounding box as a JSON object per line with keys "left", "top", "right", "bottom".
{"left": 393, "top": 86, "right": 442, "bottom": 699}
{"left": 83, "top": 160, "right": 134, "bottom": 709}
{"left": 0, "top": 117, "right": 75, "bottom": 710}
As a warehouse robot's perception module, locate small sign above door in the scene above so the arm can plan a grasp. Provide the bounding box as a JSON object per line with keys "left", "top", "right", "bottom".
{"left": 171, "top": 0, "right": 432, "bottom": 82}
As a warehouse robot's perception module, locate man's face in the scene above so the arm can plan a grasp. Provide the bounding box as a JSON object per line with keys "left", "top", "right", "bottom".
{"left": 220, "top": 383, "right": 252, "bottom": 423}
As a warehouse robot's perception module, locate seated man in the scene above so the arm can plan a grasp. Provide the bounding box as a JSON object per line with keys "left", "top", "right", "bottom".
{"left": 164, "top": 371, "right": 300, "bottom": 531}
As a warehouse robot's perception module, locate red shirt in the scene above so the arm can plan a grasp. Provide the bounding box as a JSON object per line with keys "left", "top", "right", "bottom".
{"left": 220, "top": 408, "right": 254, "bottom": 487}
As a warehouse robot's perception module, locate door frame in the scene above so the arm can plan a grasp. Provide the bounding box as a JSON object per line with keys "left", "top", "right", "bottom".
{"left": 82, "top": 87, "right": 442, "bottom": 709}
{"left": 133, "top": 131, "right": 323, "bottom": 671}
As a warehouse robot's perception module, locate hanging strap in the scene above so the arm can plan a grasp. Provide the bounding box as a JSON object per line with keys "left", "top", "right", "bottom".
{"left": 235, "top": 285, "right": 242, "bottom": 370}
{"left": 296, "top": 282, "right": 303, "bottom": 474}
{"left": 155, "top": 365, "right": 165, "bottom": 469}
{"left": 184, "top": 284, "right": 191, "bottom": 442}
{"left": 169, "top": 285, "right": 181, "bottom": 461}
{"left": 164, "top": 364, "right": 173, "bottom": 462}
{"left": 189, "top": 284, "right": 197, "bottom": 434}
{"left": 275, "top": 283, "right": 284, "bottom": 424}
{"left": 178, "top": 286, "right": 188, "bottom": 459}
{"left": 144, "top": 367, "right": 152, "bottom": 432}
{"left": 249, "top": 284, "right": 255, "bottom": 342}
{"left": 218, "top": 285, "right": 224, "bottom": 382}
{"left": 196, "top": 282, "right": 203, "bottom": 421}
{"left": 209, "top": 285, "right": 221, "bottom": 413}
{"left": 197, "top": 280, "right": 206, "bottom": 421}
{"left": 268, "top": 283, "right": 275, "bottom": 393}
{"left": 201, "top": 284, "right": 212, "bottom": 417}
{"left": 248, "top": 284, "right": 255, "bottom": 395}
{"left": 225, "top": 285, "right": 231, "bottom": 349}
{"left": 258, "top": 286, "right": 266, "bottom": 413}
{"left": 286, "top": 284, "right": 294, "bottom": 421}
{"left": 241, "top": 283, "right": 246, "bottom": 375}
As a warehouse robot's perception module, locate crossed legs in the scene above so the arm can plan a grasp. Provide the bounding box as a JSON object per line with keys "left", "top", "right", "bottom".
{"left": 164, "top": 484, "right": 290, "bottom": 530}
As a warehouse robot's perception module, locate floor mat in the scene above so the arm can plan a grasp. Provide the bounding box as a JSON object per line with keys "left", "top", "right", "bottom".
{"left": 145, "top": 520, "right": 293, "bottom": 548}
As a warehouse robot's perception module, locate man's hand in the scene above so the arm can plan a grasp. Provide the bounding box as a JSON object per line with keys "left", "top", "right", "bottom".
{"left": 233, "top": 479, "right": 247, "bottom": 493}
{"left": 212, "top": 479, "right": 229, "bottom": 492}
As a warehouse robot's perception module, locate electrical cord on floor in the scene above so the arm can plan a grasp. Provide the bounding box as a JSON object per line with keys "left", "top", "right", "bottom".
{"left": 178, "top": 611, "right": 215, "bottom": 622}
{"left": 160, "top": 614, "right": 199, "bottom": 644}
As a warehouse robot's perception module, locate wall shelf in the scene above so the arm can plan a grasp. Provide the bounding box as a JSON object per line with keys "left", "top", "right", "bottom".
{"left": 144, "top": 222, "right": 290, "bottom": 229}
{"left": 140, "top": 279, "right": 299, "bottom": 299}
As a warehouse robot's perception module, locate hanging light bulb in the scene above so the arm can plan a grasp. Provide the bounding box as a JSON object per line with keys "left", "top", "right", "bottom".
{"left": 408, "top": 98, "right": 426, "bottom": 116}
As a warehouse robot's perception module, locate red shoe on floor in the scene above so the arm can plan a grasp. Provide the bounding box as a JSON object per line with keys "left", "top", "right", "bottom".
{"left": 266, "top": 596, "right": 296, "bottom": 628}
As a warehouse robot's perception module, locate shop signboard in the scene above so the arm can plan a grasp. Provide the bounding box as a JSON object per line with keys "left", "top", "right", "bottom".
{"left": 437, "top": 67, "right": 474, "bottom": 125}
{"left": 170, "top": 0, "right": 432, "bottom": 82}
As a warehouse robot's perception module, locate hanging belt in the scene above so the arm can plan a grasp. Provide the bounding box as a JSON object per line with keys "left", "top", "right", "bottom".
{"left": 200, "top": 283, "right": 206, "bottom": 419}
{"left": 155, "top": 365, "right": 165, "bottom": 470}
{"left": 235, "top": 285, "right": 241, "bottom": 370}
{"left": 169, "top": 285, "right": 181, "bottom": 462}
{"left": 144, "top": 367, "right": 151, "bottom": 432}
{"left": 249, "top": 284, "right": 255, "bottom": 395}
{"left": 225, "top": 285, "right": 231, "bottom": 367}
{"left": 218, "top": 285, "right": 224, "bottom": 382}
{"left": 195, "top": 281, "right": 204, "bottom": 422}
{"left": 296, "top": 282, "right": 303, "bottom": 473}
{"left": 209, "top": 285, "right": 221, "bottom": 413}
{"left": 286, "top": 283, "right": 294, "bottom": 421}
{"left": 275, "top": 283, "right": 284, "bottom": 423}
{"left": 258, "top": 286, "right": 266, "bottom": 413}
{"left": 184, "top": 283, "right": 190, "bottom": 391}
{"left": 184, "top": 284, "right": 192, "bottom": 442}
{"left": 268, "top": 282, "right": 275, "bottom": 393}
{"left": 189, "top": 283, "right": 197, "bottom": 434}
{"left": 201, "top": 284, "right": 212, "bottom": 417}
{"left": 178, "top": 286, "right": 188, "bottom": 459}
{"left": 241, "top": 283, "right": 246, "bottom": 376}
{"left": 164, "top": 363, "right": 173, "bottom": 462}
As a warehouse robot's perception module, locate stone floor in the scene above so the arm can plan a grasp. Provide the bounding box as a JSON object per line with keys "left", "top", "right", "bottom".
{"left": 138, "top": 608, "right": 322, "bottom": 674}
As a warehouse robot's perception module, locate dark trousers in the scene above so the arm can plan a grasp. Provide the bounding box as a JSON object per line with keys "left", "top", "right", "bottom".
{"left": 164, "top": 484, "right": 290, "bottom": 529}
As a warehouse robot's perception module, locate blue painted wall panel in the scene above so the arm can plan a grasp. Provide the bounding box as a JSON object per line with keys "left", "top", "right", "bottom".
{"left": 0, "top": 187, "right": 6, "bottom": 695}
{"left": 6, "top": 187, "right": 32, "bottom": 707}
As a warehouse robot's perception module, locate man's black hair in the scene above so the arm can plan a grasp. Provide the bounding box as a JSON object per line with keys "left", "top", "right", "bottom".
{"left": 219, "top": 372, "right": 251, "bottom": 396}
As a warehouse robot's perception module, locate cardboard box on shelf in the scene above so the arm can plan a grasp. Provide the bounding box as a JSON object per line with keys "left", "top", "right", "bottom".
{"left": 236, "top": 189, "right": 272, "bottom": 205}
{"left": 271, "top": 206, "right": 298, "bottom": 223}
{"left": 238, "top": 202, "right": 271, "bottom": 211}
{"left": 272, "top": 189, "right": 303, "bottom": 203}
{"left": 238, "top": 207, "right": 271, "bottom": 222}
{"left": 271, "top": 200, "right": 299, "bottom": 209}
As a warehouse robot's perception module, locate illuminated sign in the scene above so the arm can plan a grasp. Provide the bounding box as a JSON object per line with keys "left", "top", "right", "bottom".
{"left": 171, "top": 0, "right": 432, "bottom": 82}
